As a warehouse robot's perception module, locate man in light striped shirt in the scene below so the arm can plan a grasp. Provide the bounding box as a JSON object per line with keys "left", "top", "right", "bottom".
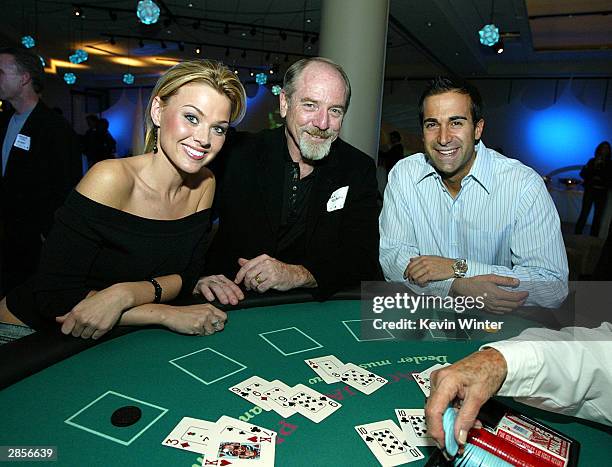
{"left": 379, "top": 77, "right": 568, "bottom": 312}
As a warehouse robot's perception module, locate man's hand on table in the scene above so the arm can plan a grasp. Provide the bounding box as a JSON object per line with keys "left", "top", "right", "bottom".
{"left": 425, "top": 348, "right": 508, "bottom": 453}
{"left": 404, "top": 256, "right": 455, "bottom": 286}
{"left": 451, "top": 274, "right": 528, "bottom": 314}
{"left": 194, "top": 275, "right": 244, "bottom": 305}
{"left": 235, "top": 255, "right": 317, "bottom": 293}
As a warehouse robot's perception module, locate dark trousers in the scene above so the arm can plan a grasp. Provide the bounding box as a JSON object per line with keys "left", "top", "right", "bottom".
{"left": 575, "top": 188, "right": 608, "bottom": 237}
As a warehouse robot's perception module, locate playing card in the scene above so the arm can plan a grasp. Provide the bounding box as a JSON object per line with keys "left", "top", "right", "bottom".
{"left": 202, "top": 420, "right": 275, "bottom": 466}
{"left": 331, "top": 363, "right": 388, "bottom": 395}
{"left": 162, "top": 417, "right": 217, "bottom": 454}
{"left": 412, "top": 363, "right": 450, "bottom": 397}
{"left": 228, "top": 376, "right": 273, "bottom": 411}
{"left": 355, "top": 420, "right": 423, "bottom": 466}
{"left": 258, "top": 380, "right": 298, "bottom": 418}
{"left": 215, "top": 416, "right": 277, "bottom": 441}
{"left": 304, "top": 355, "right": 344, "bottom": 384}
{"left": 395, "top": 409, "right": 436, "bottom": 447}
{"left": 286, "top": 384, "right": 342, "bottom": 423}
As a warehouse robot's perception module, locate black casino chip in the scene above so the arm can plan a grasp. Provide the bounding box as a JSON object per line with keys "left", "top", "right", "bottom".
{"left": 111, "top": 405, "right": 142, "bottom": 427}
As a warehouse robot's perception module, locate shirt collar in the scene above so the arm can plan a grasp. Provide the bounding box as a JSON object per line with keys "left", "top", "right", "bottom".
{"left": 416, "top": 140, "right": 493, "bottom": 194}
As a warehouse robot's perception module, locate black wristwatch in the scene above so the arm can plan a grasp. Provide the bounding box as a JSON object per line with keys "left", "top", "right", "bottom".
{"left": 452, "top": 259, "right": 468, "bottom": 278}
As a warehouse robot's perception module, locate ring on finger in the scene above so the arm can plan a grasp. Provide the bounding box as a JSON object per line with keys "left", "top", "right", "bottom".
{"left": 255, "top": 274, "right": 263, "bottom": 285}
{"left": 211, "top": 320, "right": 223, "bottom": 331}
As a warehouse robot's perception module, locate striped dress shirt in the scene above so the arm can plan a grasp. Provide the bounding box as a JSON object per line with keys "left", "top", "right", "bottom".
{"left": 379, "top": 141, "right": 568, "bottom": 307}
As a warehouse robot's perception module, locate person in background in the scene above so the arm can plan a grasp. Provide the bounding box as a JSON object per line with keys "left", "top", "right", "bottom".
{"left": 378, "top": 130, "right": 404, "bottom": 172}
{"left": 0, "top": 59, "right": 245, "bottom": 343}
{"left": 0, "top": 46, "right": 82, "bottom": 296}
{"left": 98, "top": 118, "right": 116, "bottom": 160}
{"left": 575, "top": 140, "right": 612, "bottom": 237}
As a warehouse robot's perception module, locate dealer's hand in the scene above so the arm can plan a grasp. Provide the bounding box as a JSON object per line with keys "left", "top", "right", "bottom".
{"left": 450, "top": 274, "right": 528, "bottom": 314}
{"left": 425, "top": 348, "right": 507, "bottom": 453}
{"left": 235, "top": 255, "right": 316, "bottom": 293}
{"left": 404, "top": 256, "right": 455, "bottom": 286}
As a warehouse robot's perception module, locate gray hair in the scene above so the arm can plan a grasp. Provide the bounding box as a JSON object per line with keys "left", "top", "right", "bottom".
{"left": 282, "top": 57, "right": 351, "bottom": 111}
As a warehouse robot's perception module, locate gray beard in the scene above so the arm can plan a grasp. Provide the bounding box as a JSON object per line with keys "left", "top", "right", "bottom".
{"left": 298, "top": 132, "right": 335, "bottom": 161}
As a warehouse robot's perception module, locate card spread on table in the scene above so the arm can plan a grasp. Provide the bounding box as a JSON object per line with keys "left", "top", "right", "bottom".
{"left": 332, "top": 363, "right": 388, "bottom": 395}
{"left": 395, "top": 409, "right": 436, "bottom": 447}
{"left": 355, "top": 420, "right": 423, "bottom": 466}
{"left": 304, "top": 355, "right": 344, "bottom": 384}
{"left": 287, "top": 384, "right": 342, "bottom": 423}
{"left": 228, "top": 376, "right": 273, "bottom": 411}
{"left": 202, "top": 418, "right": 276, "bottom": 466}
{"left": 259, "top": 379, "right": 298, "bottom": 418}
{"left": 161, "top": 417, "right": 219, "bottom": 454}
{"left": 162, "top": 416, "right": 276, "bottom": 465}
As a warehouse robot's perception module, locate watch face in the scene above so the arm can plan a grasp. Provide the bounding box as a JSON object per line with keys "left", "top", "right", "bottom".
{"left": 454, "top": 259, "right": 467, "bottom": 275}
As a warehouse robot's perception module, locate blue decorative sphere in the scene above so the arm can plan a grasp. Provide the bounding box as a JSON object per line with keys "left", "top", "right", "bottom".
{"left": 271, "top": 85, "right": 282, "bottom": 96}
{"left": 21, "top": 36, "right": 35, "bottom": 48}
{"left": 64, "top": 73, "right": 77, "bottom": 85}
{"left": 123, "top": 73, "right": 135, "bottom": 85}
{"left": 255, "top": 72, "right": 267, "bottom": 85}
{"left": 479, "top": 24, "right": 499, "bottom": 46}
{"left": 69, "top": 49, "right": 88, "bottom": 64}
{"left": 137, "top": 0, "right": 161, "bottom": 25}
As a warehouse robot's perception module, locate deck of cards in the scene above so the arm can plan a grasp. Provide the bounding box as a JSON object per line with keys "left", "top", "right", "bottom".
{"left": 304, "top": 355, "right": 388, "bottom": 395}
{"left": 162, "top": 415, "right": 277, "bottom": 466}
{"left": 228, "top": 375, "right": 342, "bottom": 423}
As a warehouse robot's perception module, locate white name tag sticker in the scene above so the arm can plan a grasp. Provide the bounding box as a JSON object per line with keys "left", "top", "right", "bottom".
{"left": 326, "top": 186, "right": 349, "bottom": 212}
{"left": 14, "top": 134, "right": 31, "bottom": 151}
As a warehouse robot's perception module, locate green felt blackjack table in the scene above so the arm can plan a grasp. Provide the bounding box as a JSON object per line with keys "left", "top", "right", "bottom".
{"left": 1, "top": 296, "right": 610, "bottom": 466}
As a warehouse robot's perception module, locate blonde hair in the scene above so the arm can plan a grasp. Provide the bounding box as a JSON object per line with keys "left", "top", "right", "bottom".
{"left": 144, "top": 59, "right": 246, "bottom": 153}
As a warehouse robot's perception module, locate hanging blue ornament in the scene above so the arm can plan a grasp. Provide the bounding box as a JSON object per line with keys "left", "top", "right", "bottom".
{"left": 479, "top": 24, "right": 499, "bottom": 46}
{"left": 64, "top": 73, "right": 77, "bottom": 85}
{"left": 271, "top": 85, "right": 282, "bottom": 96}
{"left": 38, "top": 56, "right": 45, "bottom": 67}
{"left": 123, "top": 73, "right": 135, "bottom": 85}
{"left": 255, "top": 72, "right": 267, "bottom": 85}
{"left": 137, "top": 0, "right": 161, "bottom": 25}
{"left": 69, "top": 49, "right": 88, "bottom": 64}
{"left": 21, "top": 36, "right": 35, "bottom": 48}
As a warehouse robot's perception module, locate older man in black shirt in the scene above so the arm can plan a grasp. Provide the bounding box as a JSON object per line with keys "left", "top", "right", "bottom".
{"left": 195, "top": 57, "right": 382, "bottom": 303}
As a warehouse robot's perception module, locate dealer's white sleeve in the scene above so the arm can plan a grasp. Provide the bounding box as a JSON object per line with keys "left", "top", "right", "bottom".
{"left": 481, "top": 322, "right": 612, "bottom": 426}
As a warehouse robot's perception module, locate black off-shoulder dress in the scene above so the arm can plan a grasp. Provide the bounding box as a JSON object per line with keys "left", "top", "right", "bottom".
{"left": 7, "top": 190, "right": 211, "bottom": 330}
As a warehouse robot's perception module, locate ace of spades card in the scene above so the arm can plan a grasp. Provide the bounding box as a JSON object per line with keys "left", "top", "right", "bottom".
{"left": 355, "top": 420, "right": 423, "bottom": 466}
{"left": 395, "top": 409, "right": 436, "bottom": 447}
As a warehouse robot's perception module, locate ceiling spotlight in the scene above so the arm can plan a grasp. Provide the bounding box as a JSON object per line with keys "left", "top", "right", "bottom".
{"left": 241, "top": 49, "right": 246, "bottom": 58}
{"left": 494, "top": 39, "right": 505, "bottom": 54}
{"left": 73, "top": 7, "right": 82, "bottom": 17}
{"left": 110, "top": 36, "right": 116, "bottom": 45}
{"left": 234, "top": 69, "right": 239, "bottom": 75}
{"left": 195, "top": 45, "right": 201, "bottom": 54}
{"left": 109, "top": 10, "right": 118, "bottom": 21}
{"left": 249, "top": 70, "right": 254, "bottom": 77}
{"left": 250, "top": 26, "right": 257, "bottom": 36}
{"left": 306, "top": 18, "right": 312, "bottom": 23}
{"left": 279, "top": 30, "right": 287, "bottom": 41}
